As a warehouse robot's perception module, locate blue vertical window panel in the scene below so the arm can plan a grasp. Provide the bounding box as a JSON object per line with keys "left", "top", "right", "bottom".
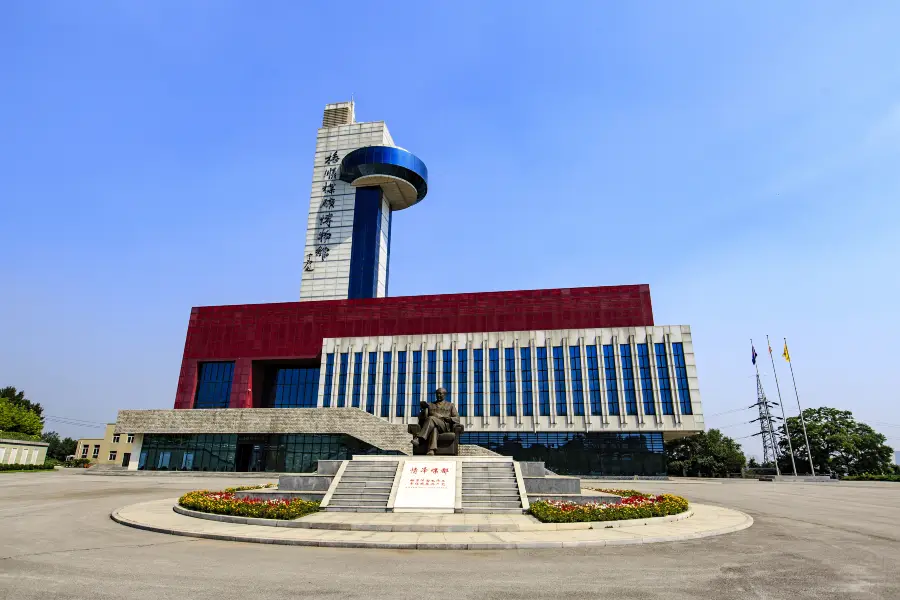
{"left": 672, "top": 343, "right": 693, "bottom": 415}
{"left": 411, "top": 351, "right": 422, "bottom": 416}
{"left": 351, "top": 352, "right": 363, "bottom": 408}
{"left": 366, "top": 352, "right": 378, "bottom": 414}
{"left": 569, "top": 346, "right": 585, "bottom": 416}
{"left": 270, "top": 367, "right": 319, "bottom": 408}
{"left": 620, "top": 345, "right": 638, "bottom": 415}
{"left": 427, "top": 350, "right": 437, "bottom": 403}
{"left": 322, "top": 354, "right": 335, "bottom": 408}
{"left": 457, "top": 349, "right": 468, "bottom": 417}
{"left": 553, "top": 346, "right": 567, "bottom": 416}
{"left": 381, "top": 353, "right": 392, "bottom": 417}
{"left": 603, "top": 345, "right": 620, "bottom": 416}
{"left": 473, "top": 349, "right": 484, "bottom": 417}
{"left": 586, "top": 346, "right": 602, "bottom": 415}
{"left": 637, "top": 344, "right": 655, "bottom": 415}
{"left": 347, "top": 187, "right": 384, "bottom": 299}
{"left": 520, "top": 347, "right": 533, "bottom": 417}
{"left": 655, "top": 343, "right": 674, "bottom": 415}
{"left": 505, "top": 348, "right": 517, "bottom": 417}
{"left": 395, "top": 351, "right": 407, "bottom": 418}
{"left": 384, "top": 210, "right": 392, "bottom": 297}
{"left": 337, "top": 353, "right": 349, "bottom": 407}
{"left": 442, "top": 349, "right": 452, "bottom": 400}
{"left": 489, "top": 348, "right": 501, "bottom": 416}
{"left": 194, "top": 362, "right": 234, "bottom": 409}
{"left": 536, "top": 347, "right": 550, "bottom": 416}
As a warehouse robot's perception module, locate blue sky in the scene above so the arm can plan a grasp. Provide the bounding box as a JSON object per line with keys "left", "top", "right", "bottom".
{"left": 3, "top": 2, "right": 899, "bottom": 457}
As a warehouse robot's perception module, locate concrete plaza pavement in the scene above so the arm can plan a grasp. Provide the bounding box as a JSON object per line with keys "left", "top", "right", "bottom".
{"left": 1, "top": 469, "right": 898, "bottom": 600}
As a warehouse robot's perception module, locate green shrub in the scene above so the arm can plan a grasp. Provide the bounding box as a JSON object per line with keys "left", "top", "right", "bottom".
{"left": 0, "top": 463, "right": 55, "bottom": 472}
{"left": 63, "top": 458, "right": 91, "bottom": 468}
{"left": 179, "top": 489, "right": 319, "bottom": 520}
{"left": 843, "top": 473, "right": 900, "bottom": 482}
{"left": 0, "top": 431, "right": 42, "bottom": 442}
{"left": 529, "top": 492, "right": 689, "bottom": 523}
{"left": 224, "top": 483, "right": 276, "bottom": 492}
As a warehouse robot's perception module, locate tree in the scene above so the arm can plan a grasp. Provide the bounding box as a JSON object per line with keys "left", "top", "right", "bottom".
{"left": 665, "top": 429, "right": 746, "bottom": 477}
{"left": 0, "top": 386, "right": 43, "bottom": 420}
{"left": 0, "top": 397, "right": 43, "bottom": 436}
{"left": 41, "top": 431, "right": 77, "bottom": 461}
{"left": 777, "top": 407, "right": 894, "bottom": 476}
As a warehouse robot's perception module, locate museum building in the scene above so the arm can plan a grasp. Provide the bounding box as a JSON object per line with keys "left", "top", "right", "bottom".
{"left": 113, "top": 101, "right": 705, "bottom": 476}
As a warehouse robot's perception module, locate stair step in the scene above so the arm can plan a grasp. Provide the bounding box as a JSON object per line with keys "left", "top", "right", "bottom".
{"left": 458, "top": 508, "right": 524, "bottom": 514}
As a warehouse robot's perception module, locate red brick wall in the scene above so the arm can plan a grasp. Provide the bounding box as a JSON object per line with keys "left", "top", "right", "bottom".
{"left": 174, "top": 285, "right": 653, "bottom": 409}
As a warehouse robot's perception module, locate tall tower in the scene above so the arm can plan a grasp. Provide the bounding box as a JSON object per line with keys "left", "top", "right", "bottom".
{"left": 300, "top": 101, "right": 428, "bottom": 301}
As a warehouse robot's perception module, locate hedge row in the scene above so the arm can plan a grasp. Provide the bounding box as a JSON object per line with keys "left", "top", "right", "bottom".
{"left": 529, "top": 489, "right": 689, "bottom": 523}
{"left": 224, "top": 483, "right": 276, "bottom": 493}
{"left": 178, "top": 489, "right": 319, "bottom": 520}
{"left": 0, "top": 463, "right": 55, "bottom": 472}
{"left": 843, "top": 473, "right": 900, "bottom": 482}
{"left": 0, "top": 431, "right": 42, "bottom": 442}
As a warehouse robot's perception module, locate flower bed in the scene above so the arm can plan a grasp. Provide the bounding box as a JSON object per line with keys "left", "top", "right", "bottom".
{"left": 179, "top": 487, "right": 318, "bottom": 520}
{"left": 529, "top": 488, "right": 689, "bottom": 523}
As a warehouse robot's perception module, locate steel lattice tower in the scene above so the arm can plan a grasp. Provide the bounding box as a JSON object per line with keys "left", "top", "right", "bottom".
{"left": 751, "top": 373, "right": 781, "bottom": 473}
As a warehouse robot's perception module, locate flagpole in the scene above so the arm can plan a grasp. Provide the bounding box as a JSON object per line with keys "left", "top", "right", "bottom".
{"left": 785, "top": 337, "right": 816, "bottom": 476}
{"left": 767, "top": 334, "right": 797, "bottom": 476}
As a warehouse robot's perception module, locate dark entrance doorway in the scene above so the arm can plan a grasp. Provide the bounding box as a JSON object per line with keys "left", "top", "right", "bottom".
{"left": 235, "top": 435, "right": 285, "bottom": 472}
{"left": 121, "top": 452, "right": 131, "bottom": 468}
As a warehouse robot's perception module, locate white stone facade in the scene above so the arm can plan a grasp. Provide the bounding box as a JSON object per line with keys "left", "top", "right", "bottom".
{"left": 317, "top": 325, "right": 704, "bottom": 438}
{"left": 299, "top": 101, "right": 395, "bottom": 301}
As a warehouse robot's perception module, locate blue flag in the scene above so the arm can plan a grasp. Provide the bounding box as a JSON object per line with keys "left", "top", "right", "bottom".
{"left": 751, "top": 345, "right": 758, "bottom": 365}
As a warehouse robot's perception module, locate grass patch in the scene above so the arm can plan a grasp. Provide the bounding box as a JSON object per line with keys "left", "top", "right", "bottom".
{"left": 178, "top": 487, "right": 318, "bottom": 520}
{"left": 842, "top": 473, "right": 900, "bottom": 482}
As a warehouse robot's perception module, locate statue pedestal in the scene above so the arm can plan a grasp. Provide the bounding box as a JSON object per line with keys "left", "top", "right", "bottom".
{"left": 392, "top": 459, "right": 457, "bottom": 513}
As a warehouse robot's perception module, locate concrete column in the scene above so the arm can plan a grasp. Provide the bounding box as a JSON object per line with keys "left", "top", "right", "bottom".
{"left": 666, "top": 332, "right": 682, "bottom": 424}
{"left": 632, "top": 335, "right": 646, "bottom": 426}
{"left": 579, "top": 336, "right": 590, "bottom": 430}
{"left": 613, "top": 335, "right": 627, "bottom": 425}
{"left": 596, "top": 334, "right": 609, "bottom": 426}
{"left": 546, "top": 337, "right": 557, "bottom": 427}
{"left": 647, "top": 332, "right": 664, "bottom": 425}
{"left": 127, "top": 434, "right": 143, "bottom": 471}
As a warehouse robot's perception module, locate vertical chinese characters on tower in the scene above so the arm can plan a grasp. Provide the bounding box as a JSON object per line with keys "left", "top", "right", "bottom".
{"left": 306, "top": 150, "right": 340, "bottom": 272}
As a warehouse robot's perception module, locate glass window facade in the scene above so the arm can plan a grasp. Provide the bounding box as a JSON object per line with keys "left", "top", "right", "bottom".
{"left": 537, "top": 347, "right": 550, "bottom": 416}
{"left": 603, "top": 345, "right": 620, "bottom": 416}
{"left": 637, "top": 344, "right": 655, "bottom": 415}
{"left": 267, "top": 367, "right": 320, "bottom": 408}
{"left": 138, "top": 433, "right": 392, "bottom": 473}
{"left": 381, "top": 352, "right": 392, "bottom": 418}
{"left": 426, "top": 349, "right": 437, "bottom": 403}
{"left": 396, "top": 351, "right": 407, "bottom": 418}
{"left": 569, "top": 346, "right": 585, "bottom": 416}
{"left": 505, "top": 347, "right": 517, "bottom": 416}
{"left": 552, "top": 346, "right": 567, "bottom": 416}
{"left": 672, "top": 342, "right": 693, "bottom": 415}
{"left": 459, "top": 432, "right": 666, "bottom": 476}
{"left": 473, "top": 349, "right": 484, "bottom": 417}
{"left": 442, "top": 349, "right": 452, "bottom": 400}
{"left": 520, "top": 347, "right": 533, "bottom": 417}
{"left": 194, "top": 362, "right": 234, "bottom": 409}
{"left": 323, "top": 353, "right": 335, "bottom": 408}
{"left": 351, "top": 352, "right": 363, "bottom": 408}
{"left": 336, "top": 352, "right": 349, "bottom": 408}
{"left": 411, "top": 350, "right": 422, "bottom": 416}
{"left": 586, "top": 345, "right": 602, "bottom": 415}
{"left": 366, "top": 352, "right": 377, "bottom": 414}
{"left": 488, "top": 348, "right": 501, "bottom": 417}
{"left": 655, "top": 343, "right": 674, "bottom": 415}
{"left": 620, "top": 345, "right": 638, "bottom": 415}
{"left": 457, "top": 349, "right": 468, "bottom": 417}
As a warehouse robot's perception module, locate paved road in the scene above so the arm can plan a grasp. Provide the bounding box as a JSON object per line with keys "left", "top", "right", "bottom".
{"left": 1, "top": 470, "right": 897, "bottom": 600}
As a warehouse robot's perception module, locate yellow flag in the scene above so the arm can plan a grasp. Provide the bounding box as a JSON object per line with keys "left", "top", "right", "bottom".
{"left": 782, "top": 341, "right": 791, "bottom": 363}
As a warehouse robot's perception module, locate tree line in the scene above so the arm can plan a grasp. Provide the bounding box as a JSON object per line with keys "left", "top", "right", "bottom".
{"left": 1, "top": 386, "right": 77, "bottom": 461}
{"left": 666, "top": 406, "right": 897, "bottom": 477}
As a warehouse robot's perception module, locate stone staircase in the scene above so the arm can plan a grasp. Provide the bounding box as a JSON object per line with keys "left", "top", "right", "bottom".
{"left": 325, "top": 460, "right": 399, "bottom": 512}
{"left": 460, "top": 461, "right": 523, "bottom": 513}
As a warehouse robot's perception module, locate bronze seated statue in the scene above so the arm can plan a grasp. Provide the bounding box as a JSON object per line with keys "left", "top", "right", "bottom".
{"left": 408, "top": 387, "right": 464, "bottom": 456}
